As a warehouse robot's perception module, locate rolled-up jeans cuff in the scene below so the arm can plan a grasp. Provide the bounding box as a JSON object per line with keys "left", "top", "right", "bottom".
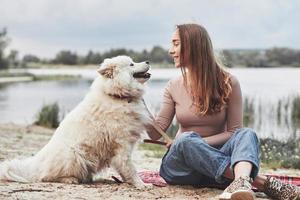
{"left": 159, "top": 166, "right": 172, "bottom": 184}
{"left": 215, "top": 157, "right": 230, "bottom": 183}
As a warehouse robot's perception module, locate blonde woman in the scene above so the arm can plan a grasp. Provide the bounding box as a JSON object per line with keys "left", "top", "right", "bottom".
{"left": 146, "top": 24, "right": 299, "bottom": 200}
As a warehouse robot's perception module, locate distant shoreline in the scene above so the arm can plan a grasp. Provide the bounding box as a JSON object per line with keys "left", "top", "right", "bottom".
{"left": 0, "top": 76, "right": 33, "bottom": 83}
{"left": 0, "top": 68, "right": 182, "bottom": 83}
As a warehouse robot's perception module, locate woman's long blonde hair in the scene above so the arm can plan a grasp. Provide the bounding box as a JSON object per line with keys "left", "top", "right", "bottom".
{"left": 177, "top": 24, "right": 232, "bottom": 115}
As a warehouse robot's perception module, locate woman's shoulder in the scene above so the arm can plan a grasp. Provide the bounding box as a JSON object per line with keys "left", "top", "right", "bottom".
{"left": 228, "top": 74, "right": 240, "bottom": 87}
{"left": 169, "top": 76, "right": 183, "bottom": 84}
{"left": 166, "top": 76, "right": 183, "bottom": 90}
{"left": 227, "top": 73, "right": 242, "bottom": 96}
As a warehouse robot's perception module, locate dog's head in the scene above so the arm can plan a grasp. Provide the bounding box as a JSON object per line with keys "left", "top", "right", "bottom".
{"left": 97, "top": 55, "right": 151, "bottom": 100}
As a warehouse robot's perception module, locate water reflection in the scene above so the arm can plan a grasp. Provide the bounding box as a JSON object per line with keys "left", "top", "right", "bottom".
{"left": 243, "top": 95, "right": 300, "bottom": 140}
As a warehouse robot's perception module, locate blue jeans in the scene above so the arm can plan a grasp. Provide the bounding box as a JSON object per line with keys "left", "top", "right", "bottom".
{"left": 159, "top": 128, "right": 260, "bottom": 185}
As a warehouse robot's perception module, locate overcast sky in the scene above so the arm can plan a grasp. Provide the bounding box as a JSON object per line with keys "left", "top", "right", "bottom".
{"left": 1, "top": 0, "right": 299, "bottom": 58}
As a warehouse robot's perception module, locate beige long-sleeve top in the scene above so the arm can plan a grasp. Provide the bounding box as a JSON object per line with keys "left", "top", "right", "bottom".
{"left": 150, "top": 75, "right": 243, "bottom": 146}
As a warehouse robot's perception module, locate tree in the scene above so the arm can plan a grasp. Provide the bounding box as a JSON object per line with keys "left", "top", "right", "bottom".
{"left": 7, "top": 49, "right": 19, "bottom": 67}
{"left": 102, "top": 48, "right": 128, "bottom": 59}
{"left": 83, "top": 50, "right": 103, "bottom": 64}
{"left": 265, "top": 47, "right": 300, "bottom": 66}
{"left": 127, "top": 49, "right": 151, "bottom": 63}
{"left": 0, "top": 28, "right": 10, "bottom": 69}
{"left": 22, "top": 54, "right": 40, "bottom": 63}
{"left": 22, "top": 54, "right": 40, "bottom": 67}
{"left": 221, "top": 50, "right": 234, "bottom": 68}
{"left": 150, "top": 46, "right": 169, "bottom": 63}
{"left": 53, "top": 50, "right": 78, "bottom": 65}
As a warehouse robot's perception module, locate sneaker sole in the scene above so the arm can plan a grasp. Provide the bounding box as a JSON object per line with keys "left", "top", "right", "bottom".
{"left": 231, "top": 190, "right": 255, "bottom": 200}
{"left": 218, "top": 191, "right": 231, "bottom": 200}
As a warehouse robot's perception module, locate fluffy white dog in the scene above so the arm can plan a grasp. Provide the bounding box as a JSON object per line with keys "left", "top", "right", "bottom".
{"left": 0, "top": 56, "right": 152, "bottom": 188}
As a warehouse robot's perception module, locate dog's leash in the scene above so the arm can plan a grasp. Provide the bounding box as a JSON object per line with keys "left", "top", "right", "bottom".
{"left": 142, "top": 99, "right": 173, "bottom": 144}
{"left": 143, "top": 139, "right": 167, "bottom": 146}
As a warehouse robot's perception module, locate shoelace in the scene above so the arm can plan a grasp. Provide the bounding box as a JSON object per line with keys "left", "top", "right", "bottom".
{"left": 243, "top": 178, "right": 252, "bottom": 188}
{"left": 227, "top": 176, "right": 252, "bottom": 192}
{"left": 269, "top": 177, "right": 283, "bottom": 191}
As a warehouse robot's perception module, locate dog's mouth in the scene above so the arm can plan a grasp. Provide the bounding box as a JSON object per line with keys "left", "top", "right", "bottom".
{"left": 133, "top": 71, "right": 151, "bottom": 79}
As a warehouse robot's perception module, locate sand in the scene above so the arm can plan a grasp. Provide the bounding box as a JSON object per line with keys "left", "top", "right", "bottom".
{"left": 1, "top": 123, "right": 298, "bottom": 200}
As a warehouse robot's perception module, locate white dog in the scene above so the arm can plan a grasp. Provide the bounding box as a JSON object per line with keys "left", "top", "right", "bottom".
{"left": 0, "top": 56, "right": 152, "bottom": 188}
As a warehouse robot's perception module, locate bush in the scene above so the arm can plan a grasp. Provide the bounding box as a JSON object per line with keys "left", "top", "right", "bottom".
{"left": 139, "top": 143, "right": 166, "bottom": 158}
{"left": 34, "top": 103, "right": 60, "bottom": 128}
{"left": 0, "top": 28, "right": 10, "bottom": 70}
{"left": 281, "top": 156, "right": 300, "bottom": 169}
{"left": 243, "top": 97, "right": 254, "bottom": 127}
{"left": 260, "top": 138, "right": 300, "bottom": 169}
{"left": 292, "top": 96, "right": 300, "bottom": 128}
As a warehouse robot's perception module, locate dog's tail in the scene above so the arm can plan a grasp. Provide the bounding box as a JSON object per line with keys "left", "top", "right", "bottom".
{"left": 0, "top": 157, "right": 36, "bottom": 182}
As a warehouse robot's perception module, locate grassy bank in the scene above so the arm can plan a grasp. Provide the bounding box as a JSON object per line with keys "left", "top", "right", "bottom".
{"left": 0, "top": 70, "right": 80, "bottom": 83}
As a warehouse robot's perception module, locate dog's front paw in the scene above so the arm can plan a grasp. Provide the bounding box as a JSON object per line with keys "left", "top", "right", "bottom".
{"left": 56, "top": 177, "right": 79, "bottom": 184}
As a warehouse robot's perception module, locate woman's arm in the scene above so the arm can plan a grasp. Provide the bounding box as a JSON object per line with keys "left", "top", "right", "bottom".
{"left": 145, "top": 80, "right": 176, "bottom": 141}
{"left": 203, "top": 75, "right": 243, "bottom": 146}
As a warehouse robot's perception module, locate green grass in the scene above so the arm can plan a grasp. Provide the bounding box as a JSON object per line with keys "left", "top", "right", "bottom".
{"left": 0, "top": 71, "right": 80, "bottom": 81}
{"left": 292, "top": 96, "right": 300, "bottom": 128}
{"left": 243, "top": 97, "right": 254, "bottom": 127}
{"left": 34, "top": 102, "right": 60, "bottom": 128}
{"left": 32, "top": 74, "right": 80, "bottom": 81}
{"left": 0, "top": 71, "right": 32, "bottom": 77}
{"left": 260, "top": 138, "right": 300, "bottom": 169}
{"left": 139, "top": 143, "right": 167, "bottom": 158}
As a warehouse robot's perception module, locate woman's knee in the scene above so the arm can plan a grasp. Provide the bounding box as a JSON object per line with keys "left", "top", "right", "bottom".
{"left": 174, "top": 132, "right": 192, "bottom": 146}
{"left": 236, "top": 128, "right": 259, "bottom": 142}
{"left": 174, "top": 132, "right": 205, "bottom": 147}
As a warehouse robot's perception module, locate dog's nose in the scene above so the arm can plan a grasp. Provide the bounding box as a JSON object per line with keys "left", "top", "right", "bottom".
{"left": 145, "top": 61, "right": 150, "bottom": 64}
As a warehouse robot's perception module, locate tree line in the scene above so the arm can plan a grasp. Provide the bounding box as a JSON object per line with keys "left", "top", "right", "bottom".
{"left": 1, "top": 27, "right": 300, "bottom": 69}
{"left": 222, "top": 48, "right": 300, "bottom": 68}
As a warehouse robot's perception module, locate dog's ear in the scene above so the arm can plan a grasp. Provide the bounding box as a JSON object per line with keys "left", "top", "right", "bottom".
{"left": 97, "top": 64, "right": 115, "bottom": 79}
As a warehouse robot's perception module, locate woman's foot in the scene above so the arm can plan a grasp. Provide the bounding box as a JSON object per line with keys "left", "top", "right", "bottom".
{"left": 219, "top": 175, "right": 255, "bottom": 200}
{"left": 264, "top": 176, "right": 300, "bottom": 200}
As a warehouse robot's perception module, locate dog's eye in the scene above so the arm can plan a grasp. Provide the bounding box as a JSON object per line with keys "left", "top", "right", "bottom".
{"left": 130, "top": 63, "right": 134, "bottom": 66}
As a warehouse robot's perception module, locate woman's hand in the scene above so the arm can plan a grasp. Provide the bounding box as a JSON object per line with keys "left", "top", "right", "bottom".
{"left": 166, "top": 140, "right": 173, "bottom": 148}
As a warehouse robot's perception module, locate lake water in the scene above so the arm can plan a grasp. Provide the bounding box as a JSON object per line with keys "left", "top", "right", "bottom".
{"left": 0, "top": 68, "right": 300, "bottom": 141}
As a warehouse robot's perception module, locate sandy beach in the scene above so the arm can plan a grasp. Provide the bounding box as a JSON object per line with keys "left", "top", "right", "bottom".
{"left": 1, "top": 123, "right": 299, "bottom": 200}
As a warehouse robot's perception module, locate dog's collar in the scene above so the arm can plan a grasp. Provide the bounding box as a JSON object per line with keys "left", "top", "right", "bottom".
{"left": 108, "top": 94, "right": 133, "bottom": 103}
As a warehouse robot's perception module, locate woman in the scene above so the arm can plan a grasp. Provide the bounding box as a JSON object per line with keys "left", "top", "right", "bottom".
{"left": 146, "top": 24, "right": 299, "bottom": 200}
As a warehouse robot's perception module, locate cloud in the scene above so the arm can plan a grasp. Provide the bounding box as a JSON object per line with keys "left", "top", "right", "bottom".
{"left": 1, "top": 0, "right": 299, "bottom": 58}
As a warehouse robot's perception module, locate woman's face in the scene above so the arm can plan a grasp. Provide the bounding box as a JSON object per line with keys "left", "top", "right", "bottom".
{"left": 169, "top": 29, "right": 181, "bottom": 68}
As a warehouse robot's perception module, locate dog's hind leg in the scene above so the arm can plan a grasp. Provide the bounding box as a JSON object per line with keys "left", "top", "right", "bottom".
{"left": 55, "top": 176, "right": 80, "bottom": 184}
{"left": 42, "top": 176, "right": 79, "bottom": 184}
{"left": 110, "top": 150, "right": 151, "bottom": 189}
{"left": 81, "top": 173, "right": 93, "bottom": 183}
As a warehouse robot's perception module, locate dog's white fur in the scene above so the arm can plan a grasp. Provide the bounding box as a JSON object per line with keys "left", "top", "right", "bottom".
{"left": 0, "top": 56, "right": 152, "bottom": 188}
